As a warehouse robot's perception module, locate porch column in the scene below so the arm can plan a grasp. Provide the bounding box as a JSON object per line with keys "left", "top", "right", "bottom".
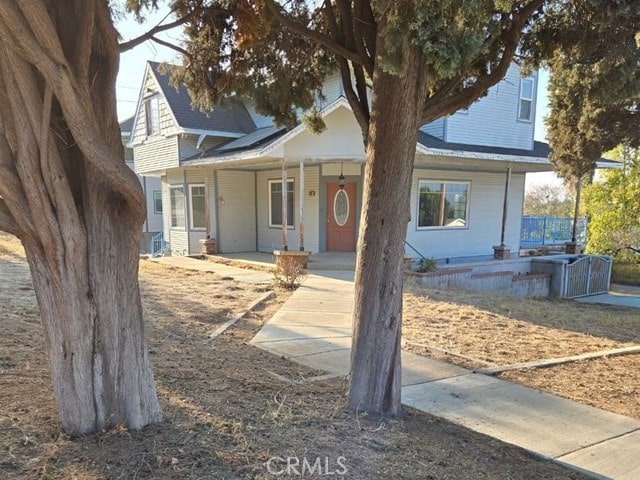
{"left": 566, "top": 176, "right": 583, "bottom": 254}
{"left": 299, "top": 159, "right": 305, "bottom": 251}
{"left": 500, "top": 167, "right": 512, "bottom": 246}
{"left": 281, "top": 158, "right": 288, "bottom": 251}
{"left": 493, "top": 166, "right": 512, "bottom": 260}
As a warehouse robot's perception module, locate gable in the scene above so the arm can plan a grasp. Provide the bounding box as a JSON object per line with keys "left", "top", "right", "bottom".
{"left": 130, "top": 66, "right": 179, "bottom": 145}
{"left": 283, "top": 106, "right": 366, "bottom": 160}
{"left": 148, "top": 62, "right": 255, "bottom": 135}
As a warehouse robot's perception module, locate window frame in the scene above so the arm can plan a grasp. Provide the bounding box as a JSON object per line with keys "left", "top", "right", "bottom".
{"left": 189, "top": 184, "right": 206, "bottom": 231}
{"left": 145, "top": 96, "right": 160, "bottom": 136}
{"left": 153, "top": 190, "right": 163, "bottom": 214}
{"left": 416, "top": 179, "right": 471, "bottom": 230}
{"left": 268, "top": 179, "right": 295, "bottom": 229}
{"left": 518, "top": 78, "right": 534, "bottom": 123}
{"left": 169, "top": 186, "right": 185, "bottom": 230}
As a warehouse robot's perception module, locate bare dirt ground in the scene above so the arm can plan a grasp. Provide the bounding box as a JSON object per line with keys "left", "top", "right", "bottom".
{"left": 404, "top": 279, "right": 640, "bottom": 419}
{"left": 0, "top": 233, "right": 586, "bottom": 479}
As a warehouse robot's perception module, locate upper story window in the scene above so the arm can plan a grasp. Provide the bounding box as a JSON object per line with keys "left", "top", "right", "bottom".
{"left": 417, "top": 180, "right": 469, "bottom": 229}
{"left": 269, "top": 179, "right": 294, "bottom": 228}
{"left": 145, "top": 96, "right": 160, "bottom": 136}
{"left": 518, "top": 78, "right": 534, "bottom": 122}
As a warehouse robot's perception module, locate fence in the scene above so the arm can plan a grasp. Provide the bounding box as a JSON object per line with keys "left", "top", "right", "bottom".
{"left": 520, "top": 216, "right": 588, "bottom": 247}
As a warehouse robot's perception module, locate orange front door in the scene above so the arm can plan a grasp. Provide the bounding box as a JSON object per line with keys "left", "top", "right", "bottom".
{"left": 327, "top": 182, "right": 356, "bottom": 252}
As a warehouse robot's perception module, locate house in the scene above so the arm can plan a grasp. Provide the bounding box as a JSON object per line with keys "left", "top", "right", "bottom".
{"left": 120, "top": 117, "right": 163, "bottom": 252}
{"left": 129, "top": 61, "right": 555, "bottom": 261}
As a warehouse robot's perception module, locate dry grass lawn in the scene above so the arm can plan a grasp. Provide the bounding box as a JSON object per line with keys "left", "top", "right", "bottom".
{"left": 404, "top": 279, "right": 640, "bottom": 419}
{"left": 0, "top": 234, "right": 586, "bottom": 479}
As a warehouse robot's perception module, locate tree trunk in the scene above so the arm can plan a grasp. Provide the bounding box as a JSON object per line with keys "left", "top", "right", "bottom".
{"left": 0, "top": 1, "right": 162, "bottom": 435}
{"left": 348, "top": 47, "right": 427, "bottom": 414}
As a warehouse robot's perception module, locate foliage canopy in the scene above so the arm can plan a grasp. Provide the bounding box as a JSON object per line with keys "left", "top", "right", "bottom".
{"left": 583, "top": 145, "right": 640, "bottom": 261}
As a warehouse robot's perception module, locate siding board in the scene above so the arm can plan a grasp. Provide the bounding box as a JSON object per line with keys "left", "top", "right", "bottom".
{"left": 406, "top": 169, "right": 526, "bottom": 259}
{"left": 445, "top": 64, "right": 536, "bottom": 150}
{"left": 217, "top": 171, "right": 257, "bottom": 252}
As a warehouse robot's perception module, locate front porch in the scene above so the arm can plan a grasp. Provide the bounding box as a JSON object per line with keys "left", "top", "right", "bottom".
{"left": 209, "top": 251, "right": 357, "bottom": 271}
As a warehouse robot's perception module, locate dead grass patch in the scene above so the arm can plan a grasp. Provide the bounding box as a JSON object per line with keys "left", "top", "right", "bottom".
{"left": 404, "top": 280, "right": 640, "bottom": 419}
{"left": 0, "top": 233, "right": 586, "bottom": 479}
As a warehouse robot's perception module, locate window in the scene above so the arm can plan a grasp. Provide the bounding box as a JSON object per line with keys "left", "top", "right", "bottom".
{"left": 518, "top": 78, "right": 534, "bottom": 122}
{"left": 189, "top": 185, "right": 206, "bottom": 230}
{"left": 269, "top": 180, "right": 294, "bottom": 228}
{"left": 153, "top": 190, "right": 162, "bottom": 214}
{"left": 145, "top": 96, "right": 160, "bottom": 135}
{"left": 169, "top": 186, "right": 185, "bottom": 229}
{"left": 418, "top": 180, "right": 469, "bottom": 228}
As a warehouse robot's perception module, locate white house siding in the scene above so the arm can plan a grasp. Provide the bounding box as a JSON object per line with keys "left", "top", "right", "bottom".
{"left": 131, "top": 70, "right": 180, "bottom": 145}
{"left": 133, "top": 136, "right": 179, "bottom": 174}
{"left": 445, "top": 65, "right": 537, "bottom": 150}
{"left": 283, "top": 107, "right": 366, "bottom": 159}
{"left": 143, "top": 175, "right": 163, "bottom": 233}
{"left": 256, "top": 166, "right": 320, "bottom": 253}
{"left": 164, "top": 169, "right": 189, "bottom": 255}
{"left": 420, "top": 118, "right": 445, "bottom": 140}
{"left": 319, "top": 74, "right": 343, "bottom": 105}
{"left": 217, "top": 170, "right": 257, "bottom": 253}
{"left": 405, "top": 169, "right": 526, "bottom": 260}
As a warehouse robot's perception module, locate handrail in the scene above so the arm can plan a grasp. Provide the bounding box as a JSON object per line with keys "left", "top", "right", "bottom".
{"left": 151, "top": 232, "right": 165, "bottom": 257}
{"left": 404, "top": 240, "right": 428, "bottom": 261}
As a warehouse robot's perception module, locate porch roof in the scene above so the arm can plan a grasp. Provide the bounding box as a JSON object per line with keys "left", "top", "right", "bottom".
{"left": 180, "top": 96, "right": 559, "bottom": 172}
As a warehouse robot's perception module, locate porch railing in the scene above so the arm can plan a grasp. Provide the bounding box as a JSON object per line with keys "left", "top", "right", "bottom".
{"left": 520, "top": 216, "right": 588, "bottom": 247}
{"left": 151, "top": 231, "right": 166, "bottom": 257}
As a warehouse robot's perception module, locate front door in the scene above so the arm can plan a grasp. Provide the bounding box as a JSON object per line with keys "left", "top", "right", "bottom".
{"left": 327, "top": 182, "right": 356, "bottom": 251}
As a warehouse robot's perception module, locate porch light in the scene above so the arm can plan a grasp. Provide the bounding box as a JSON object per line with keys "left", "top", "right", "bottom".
{"left": 338, "top": 162, "right": 345, "bottom": 189}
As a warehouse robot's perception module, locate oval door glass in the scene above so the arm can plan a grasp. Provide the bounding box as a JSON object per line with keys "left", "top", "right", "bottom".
{"left": 333, "top": 190, "right": 349, "bottom": 226}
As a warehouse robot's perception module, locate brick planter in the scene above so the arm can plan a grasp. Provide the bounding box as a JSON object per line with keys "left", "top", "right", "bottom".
{"left": 492, "top": 245, "right": 511, "bottom": 260}
{"left": 564, "top": 242, "right": 583, "bottom": 254}
{"left": 199, "top": 238, "right": 217, "bottom": 255}
{"left": 273, "top": 250, "right": 310, "bottom": 272}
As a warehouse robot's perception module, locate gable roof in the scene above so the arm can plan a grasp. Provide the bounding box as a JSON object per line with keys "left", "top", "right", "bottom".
{"left": 147, "top": 61, "right": 256, "bottom": 135}
{"left": 119, "top": 116, "right": 135, "bottom": 136}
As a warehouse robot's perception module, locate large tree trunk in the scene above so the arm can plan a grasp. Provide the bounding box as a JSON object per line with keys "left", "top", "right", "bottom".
{"left": 0, "top": 1, "right": 161, "bottom": 435}
{"left": 348, "top": 46, "right": 427, "bottom": 414}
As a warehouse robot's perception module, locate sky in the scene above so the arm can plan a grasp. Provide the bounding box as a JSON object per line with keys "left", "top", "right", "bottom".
{"left": 115, "top": 9, "right": 562, "bottom": 190}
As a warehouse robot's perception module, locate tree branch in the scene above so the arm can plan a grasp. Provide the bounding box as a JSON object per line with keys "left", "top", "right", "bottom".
{"left": 421, "top": 0, "right": 545, "bottom": 123}
{"left": 150, "top": 35, "right": 191, "bottom": 58}
{"left": 118, "top": 9, "right": 197, "bottom": 53}
{"left": 262, "top": 0, "right": 366, "bottom": 66}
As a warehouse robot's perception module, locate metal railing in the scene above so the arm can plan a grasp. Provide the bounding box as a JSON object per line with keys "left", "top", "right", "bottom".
{"left": 520, "top": 216, "right": 588, "bottom": 246}
{"left": 151, "top": 232, "right": 166, "bottom": 257}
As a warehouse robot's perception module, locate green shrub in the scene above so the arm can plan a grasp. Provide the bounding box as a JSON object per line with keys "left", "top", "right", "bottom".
{"left": 417, "top": 257, "right": 438, "bottom": 273}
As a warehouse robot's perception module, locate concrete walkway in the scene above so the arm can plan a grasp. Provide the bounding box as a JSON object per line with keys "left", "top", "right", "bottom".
{"left": 251, "top": 273, "right": 640, "bottom": 480}
{"left": 576, "top": 284, "right": 640, "bottom": 308}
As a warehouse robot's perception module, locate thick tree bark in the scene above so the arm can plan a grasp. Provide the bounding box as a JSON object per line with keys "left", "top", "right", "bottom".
{"left": 348, "top": 46, "right": 427, "bottom": 414}
{"left": 0, "top": 0, "right": 161, "bottom": 435}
